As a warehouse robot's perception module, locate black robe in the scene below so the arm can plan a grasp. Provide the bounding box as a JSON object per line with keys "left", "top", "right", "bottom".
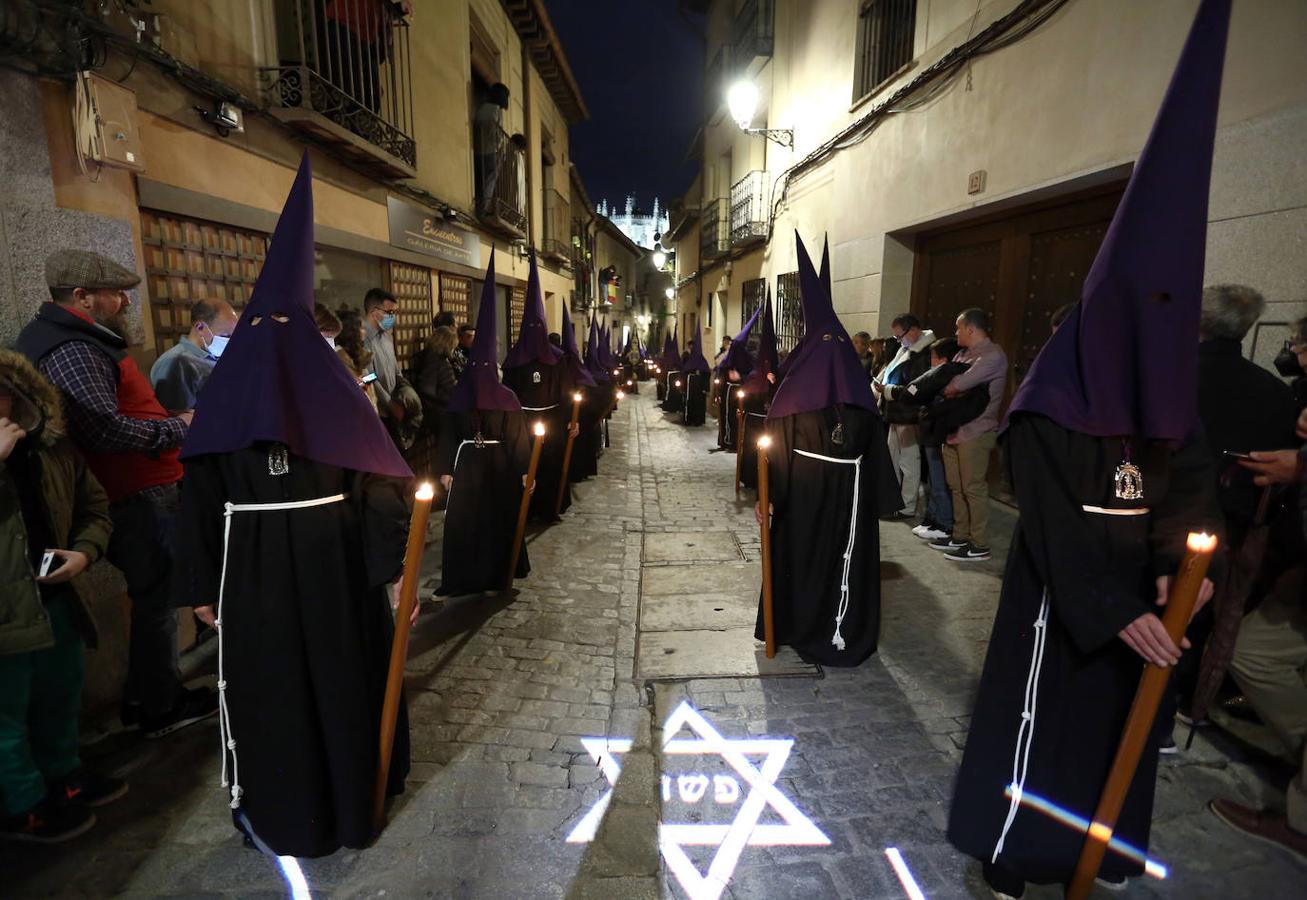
{"left": 570, "top": 384, "right": 609, "bottom": 482}
{"left": 754, "top": 405, "right": 900, "bottom": 666}
{"left": 503, "top": 361, "right": 573, "bottom": 520}
{"left": 682, "top": 371, "right": 710, "bottom": 426}
{"left": 175, "top": 446, "right": 411, "bottom": 858}
{"left": 656, "top": 369, "right": 669, "bottom": 401}
{"left": 662, "top": 370, "right": 684, "bottom": 414}
{"left": 737, "top": 394, "right": 769, "bottom": 490}
{"left": 947, "top": 414, "right": 1223, "bottom": 886}
{"left": 433, "top": 410, "right": 532, "bottom": 595}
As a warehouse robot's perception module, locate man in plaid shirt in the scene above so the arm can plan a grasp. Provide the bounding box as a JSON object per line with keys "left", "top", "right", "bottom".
{"left": 16, "top": 250, "right": 217, "bottom": 739}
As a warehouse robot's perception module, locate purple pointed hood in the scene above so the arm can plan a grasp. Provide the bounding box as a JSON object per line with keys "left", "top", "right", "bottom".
{"left": 743, "top": 290, "right": 778, "bottom": 395}
{"left": 448, "top": 253, "right": 523, "bottom": 413}
{"left": 768, "top": 232, "right": 876, "bottom": 419}
{"left": 682, "top": 324, "right": 711, "bottom": 374}
{"left": 718, "top": 305, "right": 759, "bottom": 376}
{"left": 584, "top": 315, "right": 610, "bottom": 382}
{"left": 181, "top": 154, "right": 410, "bottom": 478}
{"left": 659, "top": 330, "right": 677, "bottom": 371}
{"left": 1006, "top": 0, "right": 1229, "bottom": 441}
{"left": 503, "top": 250, "right": 563, "bottom": 369}
{"left": 560, "top": 304, "right": 596, "bottom": 387}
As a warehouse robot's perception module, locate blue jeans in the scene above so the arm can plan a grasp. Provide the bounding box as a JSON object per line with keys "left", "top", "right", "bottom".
{"left": 924, "top": 445, "right": 953, "bottom": 532}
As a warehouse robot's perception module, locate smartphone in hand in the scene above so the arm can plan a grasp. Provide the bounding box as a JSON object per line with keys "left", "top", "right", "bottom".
{"left": 1222, "top": 450, "right": 1253, "bottom": 461}
{"left": 38, "top": 550, "right": 57, "bottom": 578}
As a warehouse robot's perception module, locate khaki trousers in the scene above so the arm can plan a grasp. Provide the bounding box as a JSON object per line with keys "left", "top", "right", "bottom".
{"left": 1229, "top": 566, "right": 1307, "bottom": 831}
{"left": 886, "top": 423, "right": 921, "bottom": 516}
{"left": 941, "top": 431, "right": 996, "bottom": 547}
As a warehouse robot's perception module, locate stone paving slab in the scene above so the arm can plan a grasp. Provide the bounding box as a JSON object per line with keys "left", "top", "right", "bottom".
{"left": 643, "top": 531, "right": 743, "bottom": 564}
{"left": 640, "top": 592, "right": 759, "bottom": 632}
{"left": 638, "top": 629, "right": 816, "bottom": 681}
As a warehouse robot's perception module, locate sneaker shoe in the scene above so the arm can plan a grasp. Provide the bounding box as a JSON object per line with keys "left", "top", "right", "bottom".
{"left": 1158, "top": 734, "right": 1179, "bottom": 755}
{"left": 916, "top": 524, "right": 950, "bottom": 541}
{"left": 49, "top": 769, "right": 129, "bottom": 808}
{"left": 946, "top": 543, "right": 991, "bottom": 562}
{"left": 929, "top": 536, "right": 967, "bottom": 552}
{"left": 1210, "top": 798, "right": 1307, "bottom": 862}
{"left": 142, "top": 687, "right": 219, "bottom": 739}
{"left": 0, "top": 797, "right": 96, "bottom": 844}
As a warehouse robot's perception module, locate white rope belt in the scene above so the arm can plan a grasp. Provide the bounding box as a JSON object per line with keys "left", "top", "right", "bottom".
{"left": 992, "top": 592, "right": 1050, "bottom": 862}
{"left": 1082, "top": 505, "right": 1151, "bottom": 516}
{"left": 793, "top": 448, "right": 863, "bottom": 651}
{"left": 521, "top": 404, "right": 558, "bottom": 412}
{"left": 215, "top": 492, "right": 347, "bottom": 810}
{"left": 448, "top": 439, "right": 501, "bottom": 506}
{"left": 746, "top": 412, "right": 767, "bottom": 419}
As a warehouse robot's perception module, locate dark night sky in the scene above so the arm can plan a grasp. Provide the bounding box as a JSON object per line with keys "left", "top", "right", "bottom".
{"left": 547, "top": 0, "right": 704, "bottom": 213}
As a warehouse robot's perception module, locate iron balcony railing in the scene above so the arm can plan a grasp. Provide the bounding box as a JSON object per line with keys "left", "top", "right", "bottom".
{"left": 732, "top": 0, "right": 774, "bottom": 71}
{"left": 474, "top": 121, "right": 528, "bottom": 236}
{"left": 265, "top": 0, "right": 417, "bottom": 177}
{"left": 701, "top": 198, "right": 729, "bottom": 261}
{"left": 730, "top": 170, "right": 768, "bottom": 246}
{"left": 543, "top": 188, "right": 570, "bottom": 262}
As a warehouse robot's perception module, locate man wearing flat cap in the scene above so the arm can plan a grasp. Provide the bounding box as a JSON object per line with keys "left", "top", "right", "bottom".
{"left": 16, "top": 249, "right": 218, "bottom": 739}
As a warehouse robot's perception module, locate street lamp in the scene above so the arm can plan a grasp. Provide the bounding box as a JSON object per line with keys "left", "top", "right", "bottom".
{"left": 652, "top": 247, "right": 667, "bottom": 269}
{"left": 664, "top": 287, "right": 675, "bottom": 301}
{"left": 727, "top": 78, "right": 793, "bottom": 149}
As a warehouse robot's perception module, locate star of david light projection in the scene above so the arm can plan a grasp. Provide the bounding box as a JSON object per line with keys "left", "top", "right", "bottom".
{"left": 567, "top": 701, "right": 829, "bottom": 900}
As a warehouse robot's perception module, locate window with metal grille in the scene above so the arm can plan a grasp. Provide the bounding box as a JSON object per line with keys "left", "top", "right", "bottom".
{"left": 741, "top": 278, "right": 765, "bottom": 327}
{"left": 775, "top": 271, "right": 803, "bottom": 354}
{"left": 509, "top": 287, "right": 526, "bottom": 338}
{"left": 854, "top": 0, "right": 917, "bottom": 101}
{"left": 139, "top": 210, "right": 267, "bottom": 358}
{"left": 387, "top": 262, "right": 434, "bottom": 373}
{"left": 439, "top": 273, "right": 472, "bottom": 324}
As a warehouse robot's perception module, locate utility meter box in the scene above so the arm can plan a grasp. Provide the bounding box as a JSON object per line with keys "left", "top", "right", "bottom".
{"left": 82, "top": 72, "right": 146, "bottom": 172}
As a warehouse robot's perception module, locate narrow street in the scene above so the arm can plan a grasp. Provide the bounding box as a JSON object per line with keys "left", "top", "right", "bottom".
{"left": 3, "top": 393, "right": 1300, "bottom": 899}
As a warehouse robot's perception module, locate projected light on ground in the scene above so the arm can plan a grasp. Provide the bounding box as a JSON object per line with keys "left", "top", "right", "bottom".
{"left": 884, "top": 847, "right": 926, "bottom": 900}
{"left": 568, "top": 701, "right": 829, "bottom": 900}
{"left": 275, "top": 856, "right": 312, "bottom": 900}
{"left": 1005, "top": 785, "right": 1169, "bottom": 879}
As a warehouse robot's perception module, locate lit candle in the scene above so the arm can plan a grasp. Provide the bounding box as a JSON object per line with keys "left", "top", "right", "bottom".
{"left": 757, "top": 435, "right": 775, "bottom": 659}
{"left": 1068, "top": 531, "right": 1218, "bottom": 899}
{"left": 555, "top": 393, "right": 584, "bottom": 516}
{"left": 374, "top": 480, "right": 435, "bottom": 829}
{"left": 507, "top": 424, "right": 546, "bottom": 587}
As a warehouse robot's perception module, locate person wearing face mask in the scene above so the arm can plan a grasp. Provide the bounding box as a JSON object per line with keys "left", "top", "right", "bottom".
{"left": 362, "top": 288, "right": 408, "bottom": 436}
{"left": 149, "top": 299, "right": 239, "bottom": 415}
{"left": 15, "top": 250, "right": 217, "bottom": 740}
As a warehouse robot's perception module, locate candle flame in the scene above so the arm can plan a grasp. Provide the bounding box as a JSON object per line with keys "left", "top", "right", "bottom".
{"left": 675, "top": 380, "right": 682, "bottom": 387}
{"left": 616, "top": 390, "right": 626, "bottom": 399}
{"left": 737, "top": 388, "right": 745, "bottom": 398}
{"left": 612, "top": 369, "right": 620, "bottom": 376}
{"left": 758, "top": 435, "right": 772, "bottom": 449}
{"left": 714, "top": 378, "right": 721, "bottom": 384}
{"left": 573, "top": 392, "right": 583, "bottom": 403}
{"left": 415, "top": 482, "right": 435, "bottom": 501}
{"left": 1186, "top": 532, "right": 1218, "bottom": 553}
{"left": 533, "top": 422, "right": 546, "bottom": 437}
{"left": 626, "top": 380, "right": 633, "bottom": 386}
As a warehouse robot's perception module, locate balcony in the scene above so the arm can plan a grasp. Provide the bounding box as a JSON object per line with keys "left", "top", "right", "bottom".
{"left": 732, "top": 0, "right": 774, "bottom": 76}
{"left": 474, "top": 122, "right": 528, "bottom": 237}
{"left": 543, "top": 188, "right": 571, "bottom": 264}
{"left": 730, "top": 170, "right": 768, "bottom": 246}
{"left": 701, "top": 199, "right": 728, "bottom": 262}
{"left": 265, "top": 0, "right": 417, "bottom": 178}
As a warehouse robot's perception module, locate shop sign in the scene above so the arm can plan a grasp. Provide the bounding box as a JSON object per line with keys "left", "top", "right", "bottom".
{"left": 387, "top": 197, "right": 481, "bottom": 267}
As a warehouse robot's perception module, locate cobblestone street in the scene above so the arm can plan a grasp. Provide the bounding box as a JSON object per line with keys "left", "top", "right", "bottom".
{"left": 3, "top": 391, "right": 1303, "bottom": 899}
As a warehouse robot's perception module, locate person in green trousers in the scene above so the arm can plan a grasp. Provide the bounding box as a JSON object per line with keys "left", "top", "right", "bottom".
{"left": 0, "top": 349, "right": 121, "bottom": 843}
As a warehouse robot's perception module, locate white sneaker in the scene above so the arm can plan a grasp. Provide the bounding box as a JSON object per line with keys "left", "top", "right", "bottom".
{"left": 916, "top": 525, "right": 950, "bottom": 541}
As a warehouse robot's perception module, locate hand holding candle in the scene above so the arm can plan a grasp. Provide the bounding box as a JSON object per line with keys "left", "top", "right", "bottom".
{"left": 1068, "top": 532, "right": 1217, "bottom": 900}
{"left": 373, "top": 481, "right": 435, "bottom": 831}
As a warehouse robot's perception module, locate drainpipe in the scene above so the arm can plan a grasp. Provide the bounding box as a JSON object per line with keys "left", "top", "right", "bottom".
{"left": 521, "top": 40, "right": 535, "bottom": 251}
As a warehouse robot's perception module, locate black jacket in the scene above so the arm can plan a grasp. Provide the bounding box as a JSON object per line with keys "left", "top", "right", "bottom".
{"left": 881, "top": 338, "right": 936, "bottom": 425}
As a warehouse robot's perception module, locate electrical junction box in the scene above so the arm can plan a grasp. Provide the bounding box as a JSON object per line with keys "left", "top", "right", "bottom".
{"left": 82, "top": 72, "right": 146, "bottom": 172}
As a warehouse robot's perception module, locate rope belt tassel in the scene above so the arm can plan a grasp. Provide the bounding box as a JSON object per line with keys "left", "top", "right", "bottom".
{"left": 793, "top": 448, "right": 863, "bottom": 651}
{"left": 215, "top": 493, "right": 347, "bottom": 809}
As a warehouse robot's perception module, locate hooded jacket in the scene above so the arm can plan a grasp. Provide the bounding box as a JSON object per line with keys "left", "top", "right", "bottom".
{"left": 878, "top": 329, "right": 936, "bottom": 425}
{"left": 0, "top": 350, "right": 112, "bottom": 655}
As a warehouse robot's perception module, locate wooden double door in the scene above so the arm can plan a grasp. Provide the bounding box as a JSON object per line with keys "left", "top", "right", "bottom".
{"left": 910, "top": 185, "right": 1125, "bottom": 389}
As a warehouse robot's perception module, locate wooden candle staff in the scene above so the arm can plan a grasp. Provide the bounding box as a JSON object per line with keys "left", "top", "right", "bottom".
{"left": 1067, "top": 531, "right": 1218, "bottom": 899}
{"left": 373, "top": 481, "right": 435, "bottom": 831}
{"left": 555, "top": 392, "right": 583, "bottom": 517}
{"left": 506, "top": 421, "right": 546, "bottom": 590}
{"left": 734, "top": 389, "right": 747, "bottom": 494}
{"left": 757, "top": 434, "right": 776, "bottom": 659}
